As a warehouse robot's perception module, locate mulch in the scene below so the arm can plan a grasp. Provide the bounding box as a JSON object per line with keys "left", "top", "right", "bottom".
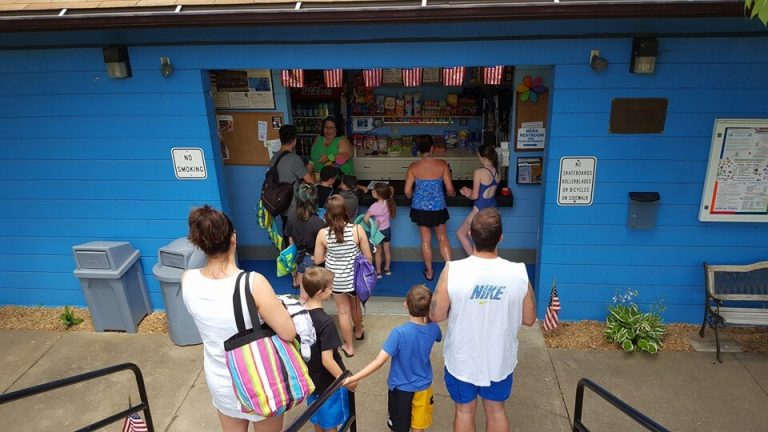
{"left": 542, "top": 320, "right": 767, "bottom": 353}
{"left": 0, "top": 306, "right": 168, "bottom": 334}
{"left": 1, "top": 306, "right": 766, "bottom": 353}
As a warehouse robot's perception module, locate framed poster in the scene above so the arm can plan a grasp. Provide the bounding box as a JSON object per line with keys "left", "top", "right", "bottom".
{"left": 699, "top": 119, "right": 768, "bottom": 222}
{"left": 517, "top": 157, "right": 543, "bottom": 184}
{"left": 212, "top": 69, "right": 275, "bottom": 109}
{"left": 382, "top": 68, "right": 403, "bottom": 85}
{"left": 423, "top": 68, "right": 441, "bottom": 84}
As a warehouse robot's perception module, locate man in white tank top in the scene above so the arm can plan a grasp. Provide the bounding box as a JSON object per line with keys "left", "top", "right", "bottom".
{"left": 430, "top": 208, "right": 536, "bottom": 432}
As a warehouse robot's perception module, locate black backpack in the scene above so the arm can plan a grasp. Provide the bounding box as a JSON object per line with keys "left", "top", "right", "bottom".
{"left": 261, "top": 151, "right": 295, "bottom": 216}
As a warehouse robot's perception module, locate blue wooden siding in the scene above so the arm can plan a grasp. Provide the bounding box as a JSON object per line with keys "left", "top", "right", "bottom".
{"left": 538, "top": 37, "right": 768, "bottom": 322}
{"left": 1, "top": 21, "right": 767, "bottom": 322}
{"left": 0, "top": 48, "right": 222, "bottom": 308}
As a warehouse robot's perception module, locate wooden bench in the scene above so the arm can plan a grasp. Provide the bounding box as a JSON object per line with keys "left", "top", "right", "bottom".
{"left": 700, "top": 261, "right": 768, "bottom": 362}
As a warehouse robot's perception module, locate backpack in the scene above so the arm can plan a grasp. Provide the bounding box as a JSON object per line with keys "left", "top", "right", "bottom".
{"left": 353, "top": 227, "right": 377, "bottom": 305}
{"left": 277, "top": 295, "right": 316, "bottom": 362}
{"left": 261, "top": 151, "right": 295, "bottom": 216}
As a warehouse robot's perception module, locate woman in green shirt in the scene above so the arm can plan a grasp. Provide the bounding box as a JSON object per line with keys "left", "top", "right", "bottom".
{"left": 310, "top": 116, "right": 354, "bottom": 176}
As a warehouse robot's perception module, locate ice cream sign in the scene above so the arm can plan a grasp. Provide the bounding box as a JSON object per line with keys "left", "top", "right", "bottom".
{"left": 172, "top": 148, "right": 207, "bottom": 179}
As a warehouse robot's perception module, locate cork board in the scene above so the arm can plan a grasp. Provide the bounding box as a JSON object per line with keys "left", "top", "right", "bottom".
{"left": 514, "top": 92, "right": 548, "bottom": 151}
{"left": 218, "top": 111, "right": 283, "bottom": 166}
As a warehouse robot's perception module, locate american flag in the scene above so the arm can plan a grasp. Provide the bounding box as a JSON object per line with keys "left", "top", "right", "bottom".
{"left": 280, "top": 69, "right": 304, "bottom": 88}
{"left": 483, "top": 65, "right": 504, "bottom": 85}
{"left": 323, "top": 69, "right": 344, "bottom": 88}
{"left": 363, "top": 68, "right": 382, "bottom": 87}
{"left": 542, "top": 279, "right": 561, "bottom": 331}
{"left": 402, "top": 67, "right": 423, "bottom": 87}
{"left": 122, "top": 412, "right": 148, "bottom": 432}
{"left": 442, "top": 66, "right": 465, "bottom": 87}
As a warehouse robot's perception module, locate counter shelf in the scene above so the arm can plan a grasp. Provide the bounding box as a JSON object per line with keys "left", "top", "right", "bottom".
{"left": 356, "top": 179, "right": 513, "bottom": 208}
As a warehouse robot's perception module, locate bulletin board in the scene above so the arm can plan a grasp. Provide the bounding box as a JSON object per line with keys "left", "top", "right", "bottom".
{"left": 699, "top": 118, "right": 768, "bottom": 222}
{"left": 217, "top": 111, "right": 283, "bottom": 166}
{"left": 514, "top": 92, "right": 548, "bottom": 151}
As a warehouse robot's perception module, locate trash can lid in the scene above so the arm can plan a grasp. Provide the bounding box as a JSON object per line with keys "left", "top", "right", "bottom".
{"left": 72, "top": 241, "right": 138, "bottom": 271}
{"left": 73, "top": 249, "right": 140, "bottom": 279}
{"left": 153, "top": 263, "right": 184, "bottom": 282}
{"left": 158, "top": 238, "right": 206, "bottom": 270}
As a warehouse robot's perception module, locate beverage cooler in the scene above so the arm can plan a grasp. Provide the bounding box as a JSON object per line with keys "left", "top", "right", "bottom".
{"left": 289, "top": 70, "right": 344, "bottom": 160}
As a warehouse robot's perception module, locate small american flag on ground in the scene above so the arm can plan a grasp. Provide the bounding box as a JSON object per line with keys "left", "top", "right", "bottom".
{"left": 122, "top": 412, "right": 148, "bottom": 432}
{"left": 542, "top": 279, "right": 561, "bottom": 331}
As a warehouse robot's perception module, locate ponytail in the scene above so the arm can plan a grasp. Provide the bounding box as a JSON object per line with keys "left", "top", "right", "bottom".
{"left": 374, "top": 182, "right": 397, "bottom": 219}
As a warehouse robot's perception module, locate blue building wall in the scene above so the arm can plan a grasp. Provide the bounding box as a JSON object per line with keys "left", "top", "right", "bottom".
{"left": 1, "top": 19, "right": 767, "bottom": 322}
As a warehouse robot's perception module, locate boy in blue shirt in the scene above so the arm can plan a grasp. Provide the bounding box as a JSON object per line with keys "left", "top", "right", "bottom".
{"left": 344, "top": 285, "right": 442, "bottom": 432}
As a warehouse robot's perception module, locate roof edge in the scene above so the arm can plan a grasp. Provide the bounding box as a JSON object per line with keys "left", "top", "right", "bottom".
{"left": 0, "top": 1, "right": 747, "bottom": 33}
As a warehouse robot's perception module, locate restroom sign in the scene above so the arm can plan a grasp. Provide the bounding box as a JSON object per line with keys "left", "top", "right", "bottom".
{"left": 558, "top": 156, "right": 596, "bottom": 205}
{"left": 172, "top": 148, "right": 207, "bottom": 179}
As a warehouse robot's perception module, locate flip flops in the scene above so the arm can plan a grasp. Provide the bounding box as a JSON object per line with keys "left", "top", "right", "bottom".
{"left": 423, "top": 268, "right": 434, "bottom": 281}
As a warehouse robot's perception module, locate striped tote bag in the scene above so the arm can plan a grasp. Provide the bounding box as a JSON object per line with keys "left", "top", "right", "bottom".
{"left": 224, "top": 272, "right": 315, "bottom": 417}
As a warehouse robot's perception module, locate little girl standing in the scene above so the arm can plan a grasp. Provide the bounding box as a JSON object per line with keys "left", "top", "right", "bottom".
{"left": 457, "top": 144, "right": 500, "bottom": 255}
{"left": 365, "top": 183, "right": 397, "bottom": 278}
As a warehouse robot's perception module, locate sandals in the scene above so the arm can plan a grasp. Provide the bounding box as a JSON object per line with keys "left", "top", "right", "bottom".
{"left": 423, "top": 268, "right": 434, "bottom": 282}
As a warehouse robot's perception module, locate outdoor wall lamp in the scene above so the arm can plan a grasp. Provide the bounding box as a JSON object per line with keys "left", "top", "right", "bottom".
{"left": 630, "top": 37, "right": 658, "bottom": 74}
{"left": 160, "top": 56, "right": 174, "bottom": 78}
{"left": 103, "top": 45, "right": 131, "bottom": 79}
{"left": 590, "top": 49, "right": 608, "bottom": 72}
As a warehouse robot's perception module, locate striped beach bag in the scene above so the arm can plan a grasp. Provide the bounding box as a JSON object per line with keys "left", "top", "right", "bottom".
{"left": 224, "top": 272, "right": 315, "bottom": 417}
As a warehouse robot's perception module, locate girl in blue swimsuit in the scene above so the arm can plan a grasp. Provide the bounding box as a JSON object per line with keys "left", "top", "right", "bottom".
{"left": 457, "top": 144, "right": 501, "bottom": 255}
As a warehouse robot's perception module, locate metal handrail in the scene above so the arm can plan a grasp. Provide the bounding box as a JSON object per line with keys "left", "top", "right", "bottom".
{"left": 283, "top": 370, "right": 356, "bottom": 432}
{"left": 0, "top": 362, "right": 154, "bottom": 432}
{"left": 573, "top": 378, "right": 669, "bottom": 432}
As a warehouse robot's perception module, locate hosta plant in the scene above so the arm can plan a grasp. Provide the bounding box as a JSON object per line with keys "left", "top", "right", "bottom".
{"left": 604, "top": 289, "right": 666, "bottom": 354}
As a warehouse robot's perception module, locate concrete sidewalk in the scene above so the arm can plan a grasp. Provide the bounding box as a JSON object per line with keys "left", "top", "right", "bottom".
{"left": 0, "top": 298, "right": 766, "bottom": 431}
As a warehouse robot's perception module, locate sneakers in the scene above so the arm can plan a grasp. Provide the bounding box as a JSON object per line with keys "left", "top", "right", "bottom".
{"left": 376, "top": 273, "right": 383, "bottom": 279}
{"left": 384, "top": 269, "right": 392, "bottom": 276}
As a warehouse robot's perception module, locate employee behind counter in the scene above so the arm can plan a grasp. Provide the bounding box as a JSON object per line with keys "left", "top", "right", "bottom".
{"left": 310, "top": 116, "right": 355, "bottom": 176}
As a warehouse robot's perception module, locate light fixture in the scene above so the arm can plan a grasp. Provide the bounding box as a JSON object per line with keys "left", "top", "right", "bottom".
{"left": 590, "top": 50, "right": 608, "bottom": 72}
{"left": 630, "top": 37, "right": 658, "bottom": 74}
{"left": 160, "top": 56, "right": 174, "bottom": 78}
{"left": 103, "top": 45, "right": 131, "bottom": 79}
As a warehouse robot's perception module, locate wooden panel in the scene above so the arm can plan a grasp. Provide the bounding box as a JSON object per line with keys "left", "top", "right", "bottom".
{"left": 218, "top": 111, "right": 283, "bottom": 166}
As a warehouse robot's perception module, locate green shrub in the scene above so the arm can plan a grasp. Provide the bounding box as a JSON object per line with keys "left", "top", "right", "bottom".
{"left": 59, "top": 306, "right": 84, "bottom": 328}
{"left": 604, "top": 289, "right": 666, "bottom": 353}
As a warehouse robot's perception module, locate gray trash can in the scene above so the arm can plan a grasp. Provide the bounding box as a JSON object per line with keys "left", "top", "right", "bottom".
{"left": 153, "top": 238, "right": 206, "bottom": 346}
{"left": 73, "top": 241, "right": 152, "bottom": 333}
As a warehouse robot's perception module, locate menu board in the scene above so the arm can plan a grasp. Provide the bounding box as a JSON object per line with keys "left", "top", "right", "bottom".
{"left": 699, "top": 119, "right": 768, "bottom": 222}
